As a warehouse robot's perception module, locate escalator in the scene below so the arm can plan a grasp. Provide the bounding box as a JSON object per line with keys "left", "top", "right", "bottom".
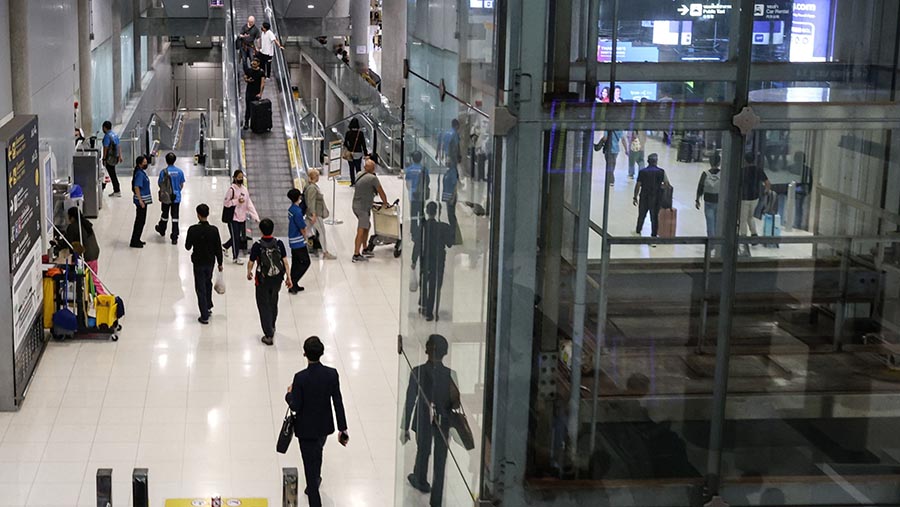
{"left": 226, "top": 0, "right": 305, "bottom": 236}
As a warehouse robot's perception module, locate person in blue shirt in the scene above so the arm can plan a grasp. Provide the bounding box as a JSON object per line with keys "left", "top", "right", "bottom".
{"left": 287, "top": 188, "right": 311, "bottom": 294}
{"left": 130, "top": 155, "right": 152, "bottom": 248}
{"left": 101, "top": 121, "right": 122, "bottom": 197}
{"left": 594, "top": 129, "right": 628, "bottom": 185}
{"left": 154, "top": 152, "right": 187, "bottom": 245}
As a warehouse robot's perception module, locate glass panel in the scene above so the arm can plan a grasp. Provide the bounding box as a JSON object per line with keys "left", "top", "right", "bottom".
{"left": 598, "top": 0, "right": 736, "bottom": 62}
{"left": 91, "top": 39, "right": 114, "bottom": 135}
{"left": 721, "top": 127, "right": 900, "bottom": 505}
{"left": 141, "top": 35, "right": 149, "bottom": 77}
{"left": 749, "top": 0, "right": 899, "bottom": 102}
{"left": 121, "top": 23, "right": 135, "bottom": 105}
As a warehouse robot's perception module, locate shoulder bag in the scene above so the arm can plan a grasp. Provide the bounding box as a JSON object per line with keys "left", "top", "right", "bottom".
{"left": 222, "top": 187, "right": 236, "bottom": 223}
{"left": 276, "top": 408, "right": 295, "bottom": 454}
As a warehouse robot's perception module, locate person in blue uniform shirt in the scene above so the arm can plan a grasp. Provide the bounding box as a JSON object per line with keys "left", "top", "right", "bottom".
{"left": 130, "top": 155, "right": 152, "bottom": 248}
{"left": 285, "top": 336, "right": 349, "bottom": 507}
{"left": 155, "top": 152, "right": 186, "bottom": 244}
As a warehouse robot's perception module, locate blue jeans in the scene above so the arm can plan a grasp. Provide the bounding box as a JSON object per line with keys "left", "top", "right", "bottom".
{"left": 704, "top": 201, "right": 718, "bottom": 238}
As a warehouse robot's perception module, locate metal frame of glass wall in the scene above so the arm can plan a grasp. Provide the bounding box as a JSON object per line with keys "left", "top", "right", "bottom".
{"left": 482, "top": 0, "right": 900, "bottom": 506}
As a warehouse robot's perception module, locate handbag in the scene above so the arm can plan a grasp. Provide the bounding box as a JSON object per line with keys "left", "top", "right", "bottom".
{"left": 222, "top": 188, "right": 236, "bottom": 223}
{"left": 341, "top": 147, "right": 353, "bottom": 161}
{"left": 276, "top": 408, "right": 295, "bottom": 454}
{"left": 448, "top": 381, "right": 475, "bottom": 451}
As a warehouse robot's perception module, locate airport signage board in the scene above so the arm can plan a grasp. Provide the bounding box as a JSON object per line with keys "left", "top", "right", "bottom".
{"left": 789, "top": 0, "right": 832, "bottom": 62}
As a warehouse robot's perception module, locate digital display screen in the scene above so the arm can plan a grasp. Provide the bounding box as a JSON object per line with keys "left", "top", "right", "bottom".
{"left": 752, "top": 21, "right": 785, "bottom": 45}
{"left": 652, "top": 21, "right": 693, "bottom": 46}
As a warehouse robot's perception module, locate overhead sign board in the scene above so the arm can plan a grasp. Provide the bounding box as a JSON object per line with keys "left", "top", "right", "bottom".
{"left": 677, "top": 3, "right": 733, "bottom": 18}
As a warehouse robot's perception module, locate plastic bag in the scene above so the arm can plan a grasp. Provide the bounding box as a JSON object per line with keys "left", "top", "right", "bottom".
{"left": 214, "top": 269, "right": 226, "bottom": 295}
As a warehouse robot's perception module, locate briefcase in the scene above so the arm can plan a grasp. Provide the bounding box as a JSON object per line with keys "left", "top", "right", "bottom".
{"left": 277, "top": 409, "right": 295, "bottom": 454}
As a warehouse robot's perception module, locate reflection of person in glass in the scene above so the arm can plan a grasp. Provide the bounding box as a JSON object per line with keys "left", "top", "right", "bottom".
{"left": 412, "top": 202, "right": 455, "bottom": 322}
{"left": 406, "top": 151, "right": 430, "bottom": 259}
{"left": 788, "top": 151, "right": 813, "bottom": 230}
{"left": 440, "top": 119, "right": 461, "bottom": 231}
{"left": 695, "top": 153, "right": 722, "bottom": 239}
{"left": 594, "top": 129, "right": 627, "bottom": 185}
{"left": 401, "top": 334, "right": 455, "bottom": 506}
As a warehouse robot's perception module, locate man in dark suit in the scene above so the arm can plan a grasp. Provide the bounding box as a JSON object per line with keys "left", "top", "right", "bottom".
{"left": 285, "top": 336, "right": 349, "bottom": 507}
{"left": 401, "top": 334, "right": 454, "bottom": 506}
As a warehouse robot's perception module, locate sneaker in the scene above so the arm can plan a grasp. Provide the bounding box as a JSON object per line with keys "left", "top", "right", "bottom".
{"left": 222, "top": 244, "right": 229, "bottom": 251}
{"left": 261, "top": 336, "right": 274, "bottom": 346}
{"left": 288, "top": 286, "right": 305, "bottom": 294}
{"left": 109, "top": 191, "right": 122, "bottom": 198}
{"left": 352, "top": 254, "right": 367, "bottom": 263}
{"left": 171, "top": 238, "right": 178, "bottom": 245}
{"left": 362, "top": 250, "right": 375, "bottom": 258}
{"left": 407, "top": 474, "right": 431, "bottom": 493}
{"left": 129, "top": 242, "right": 143, "bottom": 249}
{"left": 233, "top": 258, "right": 244, "bottom": 265}
{"left": 198, "top": 317, "right": 209, "bottom": 325}
{"left": 323, "top": 252, "right": 337, "bottom": 260}
{"left": 140, "top": 241, "right": 146, "bottom": 246}
{"left": 154, "top": 224, "right": 165, "bottom": 237}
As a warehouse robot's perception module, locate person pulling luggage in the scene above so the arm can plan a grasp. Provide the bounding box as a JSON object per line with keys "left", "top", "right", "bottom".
{"left": 243, "top": 58, "right": 266, "bottom": 130}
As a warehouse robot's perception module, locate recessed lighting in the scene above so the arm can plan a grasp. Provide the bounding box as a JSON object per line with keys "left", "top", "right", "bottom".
{"left": 182, "top": 4, "right": 190, "bottom": 8}
{"left": 195, "top": 40, "right": 201, "bottom": 44}
{"left": 307, "top": 4, "right": 315, "bottom": 8}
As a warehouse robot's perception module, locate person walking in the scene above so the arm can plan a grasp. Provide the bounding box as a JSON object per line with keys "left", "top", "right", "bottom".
{"left": 739, "top": 152, "right": 770, "bottom": 245}
{"left": 343, "top": 118, "right": 367, "bottom": 186}
{"left": 223, "top": 169, "right": 259, "bottom": 264}
{"left": 257, "top": 22, "right": 283, "bottom": 78}
{"left": 633, "top": 153, "right": 669, "bottom": 238}
{"left": 594, "top": 129, "right": 627, "bottom": 185}
{"left": 412, "top": 202, "right": 454, "bottom": 322}
{"left": 64, "top": 207, "right": 105, "bottom": 294}
{"left": 130, "top": 155, "right": 152, "bottom": 248}
{"left": 352, "top": 158, "right": 389, "bottom": 262}
{"left": 695, "top": 153, "right": 723, "bottom": 239}
{"left": 405, "top": 151, "right": 430, "bottom": 258}
{"left": 285, "top": 336, "right": 349, "bottom": 507}
{"left": 303, "top": 169, "right": 336, "bottom": 260}
{"left": 626, "top": 130, "right": 646, "bottom": 180}
{"left": 154, "top": 152, "right": 186, "bottom": 245}
{"left": 246, "top": 218, "right": 291, "bottom": 345}
{"left": 101, "top": 121, "right": 123, "bottom": 197}
{"left": 185, "top": 204, "right": 224, "bottom": 324}
{"left": 287, "top": 188, "right": 311, "bottom": 294}
{"left": 401, "top": 334, "right": 455, "bottom": 505}
{"left": 242, "top": 58, "right": 266, "bottom": 130}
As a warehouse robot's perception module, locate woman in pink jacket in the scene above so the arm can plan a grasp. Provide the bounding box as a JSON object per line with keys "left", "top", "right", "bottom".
{"left": 222, "top": 169, "right": 259, "bottom": 264}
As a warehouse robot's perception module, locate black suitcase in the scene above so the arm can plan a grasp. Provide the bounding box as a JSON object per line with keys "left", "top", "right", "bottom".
{"left": 677, "top": 140, "right": 693, "bottom": 162}
{"left": 250, "top": 99, "right": 272, "bottom": 133}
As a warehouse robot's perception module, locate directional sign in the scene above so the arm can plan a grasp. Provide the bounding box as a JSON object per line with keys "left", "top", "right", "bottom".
{"left": 678, "top": 4, "right": 690, "bottom": 15}
{"left": 677, "top": 2, "right": 733, "bottom": 18}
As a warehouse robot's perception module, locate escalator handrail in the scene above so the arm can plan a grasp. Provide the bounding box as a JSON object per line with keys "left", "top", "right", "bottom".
{"left": 263, "top": 0, "right": 309, "bottom": 186}
{"left": 224, "top": 0, "right": 244, "bottom": 173}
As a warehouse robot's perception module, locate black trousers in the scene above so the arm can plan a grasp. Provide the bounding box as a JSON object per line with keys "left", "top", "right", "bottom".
{"left": 348, "top": 158, "right": 362, "bottom": 185}
{"left": 223, "top": 220, "right": 247, "bottom": 259}
{"left": 419, "top": 256, "right": 446, "bottom": 319}
{"left": 131, "top": 204, "right": 147, "bottom": 245}
{"left": 291, "top": 247, "right": 311, "bottom": 287}
{"left": 637, "top": 198, "right": 661, "bottom": 237}
{"left": 244, "top": 92, "right": 259, "bottom": 125}
{"left": 157, "top": 202, "right": 181, "bottom": 240}
{"left": 193, "top": 263, "right": 214, "bottom": 319}
{"left": 258, "top": 52, "right": 273, "bottom": 77}
{"left": 412, "top": 420, "right": 450, "bottom": 507}
{"left": 255, "top": 277, "right": 281, "bottom": 338}
{"left": 105, "top": 164, "right": 120, "bottom": 193}
{"left": 299, "top": 436, "right": 327, "bottom": 507}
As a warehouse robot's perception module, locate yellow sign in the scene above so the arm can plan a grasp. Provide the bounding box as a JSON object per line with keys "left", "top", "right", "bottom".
{"left": 165, "top": 499, "right": 267, "bottom": 507}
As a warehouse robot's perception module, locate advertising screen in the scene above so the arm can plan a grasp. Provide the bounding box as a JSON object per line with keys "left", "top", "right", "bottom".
{"left": 789, "top": 0, "right": 832, "bottom": 62}
{"left": 652, "top": 21, "right": 693, "bottom": 46}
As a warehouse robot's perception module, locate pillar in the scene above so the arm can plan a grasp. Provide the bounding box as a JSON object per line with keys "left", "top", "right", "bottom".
{"left": 381, "top": 0, "right": 406, "bottom": 105}
{"left": 77, "top": 0, "right": 93, "bottom": 132}
{"left": 9, "top": 0, "right": 31, "bottom": 115}
{"left": 132, "top": 0, "right": 143, "bottom": 92}
{"left": 298, "top": 58, "right": 311, "bottom": 101}
{"left": 310, "top": 72, "right": 326, "bottom": 123}
{"left": 350, "top": 0, "right": 369, "bottom": 73}
{"left": 112, "top": 0, "right": 123, "bottom": 124}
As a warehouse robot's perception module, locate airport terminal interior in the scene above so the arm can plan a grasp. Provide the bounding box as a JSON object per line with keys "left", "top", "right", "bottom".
{"left": 0, "top": 0, "right": 898, "bottom": 506}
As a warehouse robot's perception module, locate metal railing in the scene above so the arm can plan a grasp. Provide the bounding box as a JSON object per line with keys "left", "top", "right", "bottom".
{"left": 223, "top": 0, "right": 243, "bottom": 174}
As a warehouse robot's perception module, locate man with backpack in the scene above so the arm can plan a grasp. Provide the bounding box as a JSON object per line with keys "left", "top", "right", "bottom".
{"left": 287, "top": 188, "right": 311, "bottom": 294}
{"left": 695, "top": 153, "right": 722, "bottom": 239}
{"left": 155, "top": 152, "right": 186, "bottom": 245}
{"left": 101, "top": 121, "right": 123, "bottom": 197}
{"left": 246, "top": 218, "right": 292, "bottom": 345}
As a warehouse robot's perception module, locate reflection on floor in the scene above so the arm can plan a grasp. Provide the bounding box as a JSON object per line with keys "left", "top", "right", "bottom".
{"left": 6, "top": 156, "right": 410, "bottom": 506}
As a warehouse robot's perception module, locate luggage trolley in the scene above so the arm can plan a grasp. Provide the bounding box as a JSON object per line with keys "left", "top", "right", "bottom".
{"left": 365, "top": 199, "right": 402, "bottom": 258}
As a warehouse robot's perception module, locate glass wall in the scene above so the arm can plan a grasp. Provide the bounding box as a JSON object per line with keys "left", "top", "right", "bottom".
{"left": 480, "top": 0, "right": 900, "bottom": 505}
{"left": 121, "top": 23, "right": 135, "bottom": 105}
{"left": 395, "top": 0, "right": 496, "bottom": 506}
{"left": 91, "top": 39, "right": 114, "bottom": 135}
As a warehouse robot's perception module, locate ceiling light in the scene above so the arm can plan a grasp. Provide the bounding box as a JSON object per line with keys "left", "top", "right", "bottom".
{"left": 308, "top": 4, "right": 315, "bottom": 8}
{"left": 182, "top": 4, "right": 190, "bottom": 8}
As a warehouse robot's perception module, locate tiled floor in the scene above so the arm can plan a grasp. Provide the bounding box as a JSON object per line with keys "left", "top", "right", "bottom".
{"left": 9, "top": 158, "right": 406, "bottom": 506}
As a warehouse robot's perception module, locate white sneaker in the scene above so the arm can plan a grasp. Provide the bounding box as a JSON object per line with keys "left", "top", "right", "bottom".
{"left": 233, "top": 258, "right": 244, "bottom": 265}
{"left": 109, "top": 191, "right": 122, "bottom": 198}
{"left": 323, "top": 252, "right": 337, "bottom": 260}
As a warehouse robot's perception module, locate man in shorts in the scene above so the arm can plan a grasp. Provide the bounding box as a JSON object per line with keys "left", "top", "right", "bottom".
{"left": 351, "top": 158, "right": 389, "bottom": 263}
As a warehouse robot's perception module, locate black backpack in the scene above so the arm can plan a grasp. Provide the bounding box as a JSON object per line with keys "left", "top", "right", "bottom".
{"left": 158, "top": 169, "right": 174, "bottom": 205}
{"left": 257, "top": 239, "right": 285, "bottom": 279}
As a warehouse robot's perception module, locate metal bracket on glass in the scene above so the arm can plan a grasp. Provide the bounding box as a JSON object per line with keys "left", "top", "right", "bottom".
{"left": 732, "top": 106, "right": 760, "bottom": 135}
{"left": 397, "top": 334, "right": 404, "bottom": 356}
{"left": 538, "top": 352, "right": 558, "bottom": 400}
{"left": 493, "top": 106, "right": 518, "bottom": 136}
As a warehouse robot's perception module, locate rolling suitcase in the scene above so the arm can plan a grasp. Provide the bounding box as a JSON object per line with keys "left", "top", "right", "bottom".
{"left": 658, "top": 208, "right": 677, "bottom": 238}
{"left": 250, "top": 99, "right": 272, "bottom": 133}
{"left": 762, "top": 213, "right": 781, "bottom": 248}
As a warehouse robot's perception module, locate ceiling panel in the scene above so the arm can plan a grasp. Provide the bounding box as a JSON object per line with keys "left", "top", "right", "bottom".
{"left": 162, "top": 0, "right": 210, "bottom": 18}
{"left": 283, "top": 0, "right": 337, "bottom": 18}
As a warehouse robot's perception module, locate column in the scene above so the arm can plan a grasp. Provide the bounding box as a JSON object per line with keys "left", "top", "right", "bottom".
{"left": 350, "top": 0, "right": 369, "bottom": 73}
{"left": 77, "top": 0, "right": 92, "bottom": 132}
{"left": 132, "top": 0, "right": 143, "bottom": 92}
{"left": 298, "top": 59, "right": 312, "bottom": 100}
{"left": 9, "top": 0, "right": 31, "bottom": 115}
{"left": 381, "top": 0, "right": 406, "bottom": 105}
{"left": 112, "top": 0, "right": 123, "bottom": 124}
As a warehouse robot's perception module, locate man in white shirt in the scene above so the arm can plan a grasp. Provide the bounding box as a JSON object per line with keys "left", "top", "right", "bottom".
{"left": 257, "top": 22, "right": 284, "bottom": 78}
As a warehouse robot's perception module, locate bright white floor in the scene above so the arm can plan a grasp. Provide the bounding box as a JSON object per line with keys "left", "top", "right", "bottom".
{"left": 0, "top": 158, "right": 407, "bottom": 506}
